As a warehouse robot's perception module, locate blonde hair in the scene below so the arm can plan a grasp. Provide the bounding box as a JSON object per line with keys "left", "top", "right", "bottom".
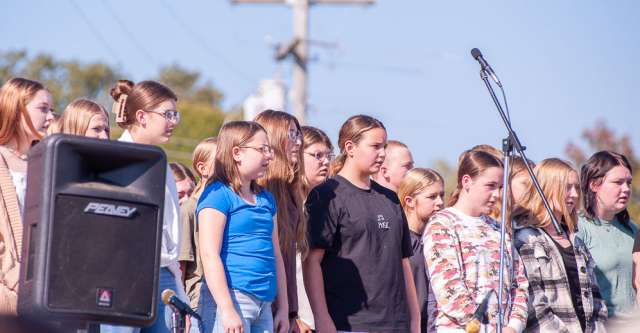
{"left": 331, "top": 114, "right": 386, "bottom": 175}
{"left": 0, "top": 77, "right": 47, "bottom": 144}
{"left": 301, "top": 125, "right": 333, "bottom": 195}
{"left": 254, "top": 110, "right": 307, "bottom": 258}
{"left": 398, "top": 168, "right": 444, "bottom": 210}
{"left": 50, "top": 98, "right": 109, "bottom": 137}
{"left": 109, "top": 80, "right": 177, "bottom": 128}
{"left": 449, "top": 149, "right": 504, "bottom": 206}
{"left": 513, "top": 158, "right": 580, "bottom": 232}
{"left": 210, "top": 121, "right": 265, "bottom": 194}
{"left": 192, "top": 137, "right": 218, "bottom": 197}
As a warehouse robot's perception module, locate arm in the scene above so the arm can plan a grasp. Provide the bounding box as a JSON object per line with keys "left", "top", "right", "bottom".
{"left": 302, "top": 249, "right": 336, "bottom": 333}
{"left": 402, "top": 258, "right": 421, "bottom": 333}
{"left": 634, "top": 251, "right": 640, "bottom": 304}
{"left": 198, "top": 208, "right": 243, "bottom": 332}
{"left": 517, "top": 242, "right": 570, "bottom": 333}
{"left": 272, "top": 216, "right": 290, "bottom": 333}
{"left": 423, "top": 215, "right": 476, "bottom": 326}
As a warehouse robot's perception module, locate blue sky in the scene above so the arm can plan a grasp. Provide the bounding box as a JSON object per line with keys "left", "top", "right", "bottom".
{"left": 1, "top": 0, "right": 637, "bottom": 166}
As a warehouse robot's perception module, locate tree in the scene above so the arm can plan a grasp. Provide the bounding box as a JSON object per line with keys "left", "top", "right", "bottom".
{"left": 1, "top": 50, "right": 227, "bottom": 168}
{"left": 565, "top": 120, "right": 639, "bottom": 223}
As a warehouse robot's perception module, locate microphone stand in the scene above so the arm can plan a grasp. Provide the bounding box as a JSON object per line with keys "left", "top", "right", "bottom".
{"left": 167, "top": 304, "right": 185, "bottom": 333}
{"left": 477, "top": 67, "right": 563, "bottom": 333}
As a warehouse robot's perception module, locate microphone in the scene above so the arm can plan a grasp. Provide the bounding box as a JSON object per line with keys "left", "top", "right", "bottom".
{"left": 465, "top": 289, "right": 495, "bottom": 333}
{"left": 161, "top": 289, "right": 202, "bottom": 321}
{"left": 471, "top": 48, "right": 502, "bottom": 87}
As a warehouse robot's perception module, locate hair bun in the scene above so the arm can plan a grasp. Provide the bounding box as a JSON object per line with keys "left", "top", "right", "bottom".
{"left": 110, "top": 79, "right": 134, "bottom": 101}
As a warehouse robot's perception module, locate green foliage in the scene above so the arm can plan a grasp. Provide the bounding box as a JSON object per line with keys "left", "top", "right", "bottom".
{"left": 1, "top": 50, "right": 226, "bottom": 168}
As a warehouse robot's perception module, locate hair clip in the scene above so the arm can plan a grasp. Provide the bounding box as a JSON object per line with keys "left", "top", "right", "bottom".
{"left": 113, "top": 94, "right": 128, "bottom": 125}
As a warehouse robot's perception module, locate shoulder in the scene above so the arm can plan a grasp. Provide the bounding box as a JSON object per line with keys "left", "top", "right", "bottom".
{"left": 198, "top": 181, "right": 231, "bottom": 206}
{"left": 307, "top": 177, "right": 343, "bottom": 202}
{"left": 514, "top": 226, "right": 543, "bottom": 249}
{"left": 425, "top": 209, "right": 459, "bottom": 234}
{"left": 370, "top": 179, "right": 401, "bottom": 204}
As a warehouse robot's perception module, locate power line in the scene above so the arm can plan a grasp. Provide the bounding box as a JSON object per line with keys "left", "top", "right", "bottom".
{"left": 100, "top": 0, "right": 156, "bottom": 67}
{"left": 158, "top": 0, "right": 255, "bottom": 84}
{"left": 68, "top": 0, "right": 122, "bottom": 65}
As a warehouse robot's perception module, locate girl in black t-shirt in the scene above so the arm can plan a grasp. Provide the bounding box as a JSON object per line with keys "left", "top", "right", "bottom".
{"left": 303, "top": 115, "right": 420, "bottom": 333}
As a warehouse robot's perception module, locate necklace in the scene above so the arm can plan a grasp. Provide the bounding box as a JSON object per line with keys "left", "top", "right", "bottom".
{"left": 0, "top": 146, "right": 27, "bottom": 161}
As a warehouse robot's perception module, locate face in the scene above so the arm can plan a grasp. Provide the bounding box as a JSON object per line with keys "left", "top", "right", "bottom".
{"left": 407, "top": 181, "right": 445, "bottom": 221}
{"left": 304, "top": 142, "right": 332, "bottom": 188}
{"left": 139, "top": 99, "right": 178, "bottom": 145}
{"left": 24, "top": 89, "right": 54, "bottom": 138}
{"left": 462, "top": 166, "right": 503, "bottom": 216}
{"left": 591, "top": 165, "right": 632, "bottom": 216}
{"left": 235, "top": 130, "right": 273, "bottom": 180}
{"left": 347, "top": 127, "right": 387, "bottom": 175}
{"left": 84, "top": 113, "right": 110, "bottom": 140}
{"left": 384, "top": 147, "right": 414, "bottom": 190}
{"left": 510, "top": 171, "right": 529, "bottom": 202}
{"left": 176, "top": 178, "right": 194, "bottom": 204}
{"left": 284, "top": 122, "right": 302, "bottom": 165}
{"left": 563, "top": 171, "right": 580, "bottom": 214}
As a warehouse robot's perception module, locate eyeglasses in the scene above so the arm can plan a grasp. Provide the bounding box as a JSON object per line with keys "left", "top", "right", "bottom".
{"left": 305, "top": 151, "right": 334, "bottom": 161}
{"left": 239, "top": 145, "right": 274, "bottom": 155}
{"left": 288, "top": 129, "right": 301, "bottom": 142}
{"left": 146, "top": 109, "right": 181, "bottom": 123}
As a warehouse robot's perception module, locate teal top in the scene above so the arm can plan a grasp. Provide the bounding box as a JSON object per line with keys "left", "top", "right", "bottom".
{"left": 577, "top": 215, "right": 638, "bottom": 317}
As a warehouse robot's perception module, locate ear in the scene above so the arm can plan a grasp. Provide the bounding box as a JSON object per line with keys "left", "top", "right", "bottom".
{"left": 344, "top": 140, "right": 356, "bottom": 158}
{"left": 232, "top": 146, "right": 242, "bottom": 163}
{"left": 379, "top": 164, "right": 389, "bottom": 177}
{"left": 195, "top": 161, "right": 208, "bottom": 178}
{"left": 461, "top": 174, "right": 473, "bottom": 191}
{"left": 404, "top": 195, "right": 416, "bottom": 209}
{"left": 589, "top": 178, "right": 601, "bottom": 193}
{"left": 135, "top": 109, "right": 146, "bottom": 126}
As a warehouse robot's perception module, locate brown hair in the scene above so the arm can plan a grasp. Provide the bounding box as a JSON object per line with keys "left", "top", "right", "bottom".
{"left": 50, "top": 98, "right": 109, "bottom": 137}
{"left": 210, "top": 121, "right": 265, "bottom": 194}
{"left": 170, "top": 162, "right": 196, "bottom": 184}
{"left": 331, "top": 114, "right": 386, "bottom": 175}
{"left": 513, "top": 158, "right": 580, "bottom": 232}
{"left": 109, "top": 80, "right": 177, "bottom": 128}
{"left": 581, "top": 150, "right": 633, "bottom": 227}
{"left": 192, "top": 137, "right": 218, "bottom": 197}
{"left": 398, "top": 168, "right": 444, "bottom": 210}
{"left": 449, "top": 149, "right": 504, "bottom": 206}
{"left": 0, "top": 77, "right": 47, "bottom": 144}
{"left": 301, "top": 125, "right": 333, "bottom": 195}
{"left": 254, "top": 110, "right": 307, "bottom": 257}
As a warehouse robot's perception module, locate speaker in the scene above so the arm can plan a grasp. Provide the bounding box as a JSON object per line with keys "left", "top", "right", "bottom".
{"left": 18, "top": 134, "right": 167, "bottom": 327}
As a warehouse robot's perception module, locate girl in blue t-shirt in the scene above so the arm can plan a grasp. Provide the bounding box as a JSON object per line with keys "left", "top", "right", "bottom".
{"left": 197, "top": 121, "right": 289, "bottom": 333}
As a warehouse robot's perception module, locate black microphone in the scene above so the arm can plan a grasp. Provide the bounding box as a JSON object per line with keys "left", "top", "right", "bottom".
{"left": 161, "top": 289, "right": 202, "bottom": 321}
{"left": 471, "top": 48, "right": 502, "bottom": 87}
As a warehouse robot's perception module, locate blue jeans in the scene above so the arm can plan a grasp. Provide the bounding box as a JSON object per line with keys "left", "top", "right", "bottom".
{"left": 101, "top": 268, "right": 199, "bottom": 333}
{"left": 199, "top": 282, "right": 273, "bottom": 333}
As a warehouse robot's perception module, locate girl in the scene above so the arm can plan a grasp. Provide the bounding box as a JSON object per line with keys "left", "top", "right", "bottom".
{"left": 180, "top": 137, "right": 217, "bottom": 312}
{"left": 48, "top": 98, "right": 110, "bottom": 139}
{"left": 513, "top": 158, "right": 607, "bottom": 332}
{"left": 297, "top": 125, "right": 334, "bottom": 332}
{"left": 398, "top": 168, "right": 445, "bottom": 333}
{"left": 170, "top": 162, "right": 196, "bottom": 204}
{"left": 0, "top": 77, "right": 54, "bottom": 314}
{"left": 303, "top": 114, "right": 420, "bottom": 333}
{"left": 254, "top": 110, "right": 306, "bottom": 331}
{"left": 104, "top": 79, "right": 190, "bottom": 333}
{"left": 423, "top": 149, "right": 529, "bottom": 333}
{"left": 197, "top": 121, "right": 288, "bottom": 333}
{"left": 509, "top": 157, "right": 535, "bottom": 204}
{"left": 577, "top": 151, "right": 636, "bottom": 319}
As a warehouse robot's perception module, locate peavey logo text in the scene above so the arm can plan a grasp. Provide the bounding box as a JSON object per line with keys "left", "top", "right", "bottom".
{"left": 84, "top": 202, "right": 137, "bottom": 218}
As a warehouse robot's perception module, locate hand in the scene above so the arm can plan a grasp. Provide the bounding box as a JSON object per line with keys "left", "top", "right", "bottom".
{"left": 221, "top": 307, "right": 244, "bottom": 333}
{"left": 295, "top": 319, "right": 313, "bottom": 333}
{"left": 273, "top": 310, "right": 290, "bottom": 333}
{"left": 502, "top": 326, "right": 517, "bottom": 333}
{"left": 315, "top": 316, "right": 337, "bottom": 333}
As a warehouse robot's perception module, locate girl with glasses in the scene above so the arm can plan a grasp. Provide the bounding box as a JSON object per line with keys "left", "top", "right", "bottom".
{"left": 197, "top": 121, "right": 288, "bottom": 333}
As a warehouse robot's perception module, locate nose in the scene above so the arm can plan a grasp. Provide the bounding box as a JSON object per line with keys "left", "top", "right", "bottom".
{"left": 98, "top": 131, "right": 109, "bottom": 140}
{"left": 46, "top": 110, "right": 55, "bottom": 121}
{"left": 621, "top": 181, "right": 631, "bottom": 193}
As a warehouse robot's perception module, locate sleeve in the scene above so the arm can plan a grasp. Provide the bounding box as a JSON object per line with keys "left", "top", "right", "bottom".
{"left": 305, "top": 186, "right": 339, "bottom": 250}
{"left": 177, "top": 200, "right": 196, "bottom": 262}
{"left": 634, "top": 231, "right": 640, "bottom": 254}
{"left": 400, "top": 211, "right": 413, "bottom": 258}
{"left": 507, "top": 247, "right": 529, "bottom": 333}
{"left": 422, "top": 214, "right": 476, "bottom": 326}
{"left": 517, "top": 242, "right": 571, "bottom": 333}
{"left": 196, "top": 182, "right": 231, "bottom": 220}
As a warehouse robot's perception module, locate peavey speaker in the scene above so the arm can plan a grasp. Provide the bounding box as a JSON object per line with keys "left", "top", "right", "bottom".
{"left": 18, "top": 134, "right": 167, "bottom": 326}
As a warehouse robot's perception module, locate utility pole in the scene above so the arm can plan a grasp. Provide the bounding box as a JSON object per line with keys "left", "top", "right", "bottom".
{"left": 232, "top": 0, "right": 374, "bottom": 124}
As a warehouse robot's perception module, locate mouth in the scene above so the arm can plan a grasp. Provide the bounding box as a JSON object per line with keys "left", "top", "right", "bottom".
{"left": 318, "top": 168, "right": 328, "bottom": 176}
